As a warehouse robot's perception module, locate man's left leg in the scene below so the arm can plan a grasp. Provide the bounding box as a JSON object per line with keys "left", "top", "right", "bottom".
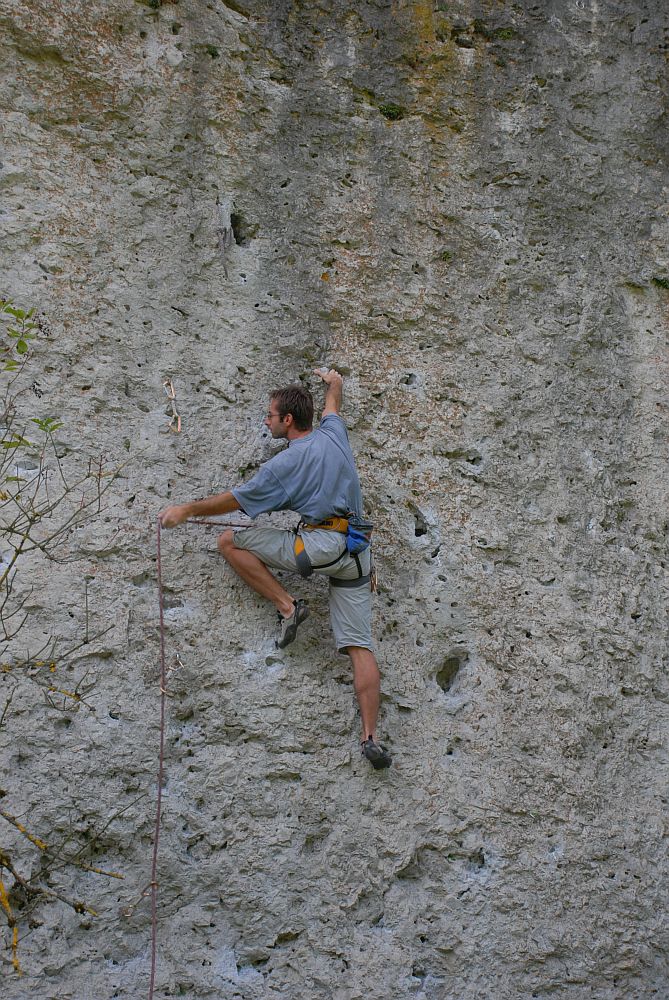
{"left": 217, "top": 529, "right": 295, "bottom": 618}
{"left": 218, "top": 528, "right": 311, "bottom": 648}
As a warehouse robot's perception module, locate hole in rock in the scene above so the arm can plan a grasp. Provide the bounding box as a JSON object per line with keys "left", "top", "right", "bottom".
{"left": 468, "top": 847, "right": 485, "bottom": 869}
{"left": 230, "top": 211, "right": 253, "bottom": 245}
{"left": 414, "top": 512, "right": 428, "bottom": 537}
{"left": 275, "top": 930, "right": 301, "bottom": 945}
{"left": 436, "top": 653, "right": 467, "bottom": 692}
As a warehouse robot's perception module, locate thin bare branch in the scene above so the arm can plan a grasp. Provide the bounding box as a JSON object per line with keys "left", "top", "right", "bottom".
{"left": 0, "top": 684, "right": 16, "bottom": 729}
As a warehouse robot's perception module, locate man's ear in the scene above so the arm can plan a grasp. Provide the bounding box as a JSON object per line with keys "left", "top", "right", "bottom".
{"left": 283, "top": 412, "right": 294, "bottom": 427}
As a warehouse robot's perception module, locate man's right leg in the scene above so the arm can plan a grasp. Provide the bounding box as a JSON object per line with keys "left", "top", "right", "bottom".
{"left": 328, "top": 569, "right": 392, "bottom": 768}
{"left": 346, "top": 645, "right": 381, "bottom": 742}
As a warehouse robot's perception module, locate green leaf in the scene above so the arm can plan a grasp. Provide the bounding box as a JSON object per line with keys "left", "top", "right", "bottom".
{"left": 30, "top": 416, "right": 63, "bottom": 434}
{"left": 1, "top": 434, "right": 32, "bottom": 448}
{"left": 16, "top": 340, "right": 28, "bottom": 355}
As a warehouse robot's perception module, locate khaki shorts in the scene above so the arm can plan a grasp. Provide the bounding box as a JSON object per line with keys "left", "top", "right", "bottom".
{"left": 232, "top": 526, "right": 372, "bottom": 654}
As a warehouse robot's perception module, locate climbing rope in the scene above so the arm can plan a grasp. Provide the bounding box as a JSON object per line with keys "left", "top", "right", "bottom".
{"left": 185, "top": 518, "right": 252, "bottom": 529}
{"left": 149, "top": 516, "right": 252, "bottom": 997}
{"left": 148, "top": 520, "right": 167, "bottom": 1000}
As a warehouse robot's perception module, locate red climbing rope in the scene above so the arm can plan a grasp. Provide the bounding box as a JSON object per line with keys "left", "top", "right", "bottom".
{"left": 185, "top": 518, "right": 253, "bottom": 528}
{"left": 149, "top": 520, "right": 167, "bottom": 1000}
{"left": 149, "top": 515, "right": 252, "bottom": 997}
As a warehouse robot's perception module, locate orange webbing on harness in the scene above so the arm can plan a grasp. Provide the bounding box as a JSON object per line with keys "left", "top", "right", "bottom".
{"left": 293, "top": 534, "right": 313, "bottom": 577}
{"left": 302, "top": 516, "right": 349, "bottom": 533}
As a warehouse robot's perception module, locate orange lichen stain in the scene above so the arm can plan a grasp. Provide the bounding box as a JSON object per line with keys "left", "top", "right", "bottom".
{"left": 86, "top": 865, "right": 124, "bottom": 879}
{"left": 12, "top": 925, "right": 21, "bottom": 975}
{"left": 0, "top": 877, "right": 12, "bottom": 918}
{"left": 0, "top": 877, "right": 21, "bottom": 974}
{"left": 321, "top": 272, "right": 330, "bottom": 281}
{"left": 12, "top": 818, "right": 48, "bottom": 851}
{"left": 48, "top": 686, "right": 80, "bottom": 702}
{"left": 409, "top": 0, "right": 438, "bottom": 46}
{"left": 386, "top": 0, "right": 477, "bottom": 148}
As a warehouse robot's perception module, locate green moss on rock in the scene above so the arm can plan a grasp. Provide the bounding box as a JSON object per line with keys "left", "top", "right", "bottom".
{"left": 379, "top": 103, "right": 405, "bottom": 121}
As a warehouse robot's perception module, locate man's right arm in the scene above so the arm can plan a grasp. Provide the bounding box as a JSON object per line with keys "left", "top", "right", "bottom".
{"left": 158, "top": 491, "right": 241, "bottom": 529}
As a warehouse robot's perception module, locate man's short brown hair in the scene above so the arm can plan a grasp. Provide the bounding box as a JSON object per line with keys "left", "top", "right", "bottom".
{"left": 271, "top": 385, "right": 314, "bottom": 431}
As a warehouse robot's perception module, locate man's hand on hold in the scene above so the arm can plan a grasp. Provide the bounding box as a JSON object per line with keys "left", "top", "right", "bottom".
{"left": 159, "top": 492, "right": 240, "bottom": 526}
{"left": 314, "top": 368, "right": 343, "bottom": 417}
{"left": 313, "top": 367, "right": 343, "bottom": 386}
{"left": 158, "top": 504, "right": 190, "bottom": 529}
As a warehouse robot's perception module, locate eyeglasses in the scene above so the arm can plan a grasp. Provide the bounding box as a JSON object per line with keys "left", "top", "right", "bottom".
{"left": 266, "top": 410, "right": 282, "bottom": 420}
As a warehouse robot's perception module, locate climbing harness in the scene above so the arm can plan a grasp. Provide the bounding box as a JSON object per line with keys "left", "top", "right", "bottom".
{"left": 293, "top": 517, "right": 347, "bottom": 578}
{"left": 292, "top": 530, "right": 348, "bottom": 578}
{"left": 293, "top": 513, "right": 374, "bottom": 585}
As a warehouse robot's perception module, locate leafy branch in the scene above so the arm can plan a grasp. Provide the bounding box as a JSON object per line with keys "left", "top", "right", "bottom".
{"left": 0, "top": 299, "right": 124, "bottom": 974}
{"left": 0, "top": 300, "right": 39, "bottom": 370}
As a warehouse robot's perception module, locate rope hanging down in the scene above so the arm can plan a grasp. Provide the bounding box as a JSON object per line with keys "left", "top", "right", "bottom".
{"left": 149, "top": 516, "right": 251, "bottom": 998}
{"left": 148, "top": 520, "right": 167, "bottom": 1000}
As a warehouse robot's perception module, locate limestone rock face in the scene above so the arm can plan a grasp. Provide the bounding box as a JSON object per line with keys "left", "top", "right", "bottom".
{"left": 1, "top": 2, "right": 668, "bottom": 997}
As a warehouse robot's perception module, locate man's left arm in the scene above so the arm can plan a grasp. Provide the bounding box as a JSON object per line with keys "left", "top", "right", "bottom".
{"left": 158, "top": 490, "right": 241, "bottom": 529}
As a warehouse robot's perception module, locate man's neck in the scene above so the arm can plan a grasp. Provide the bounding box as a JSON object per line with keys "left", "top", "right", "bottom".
{"left": 286, "top": 426, "right": 312, "bottom": 443}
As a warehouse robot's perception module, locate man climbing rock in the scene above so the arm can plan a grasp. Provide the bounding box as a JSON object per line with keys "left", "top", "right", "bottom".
{"left": 158, "top": 369, "right": 391, "bottom": 770}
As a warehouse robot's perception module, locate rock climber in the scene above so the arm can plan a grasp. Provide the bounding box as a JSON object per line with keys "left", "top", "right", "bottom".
{"left": 158, "top": 369, "right": 391, "bottom": 770}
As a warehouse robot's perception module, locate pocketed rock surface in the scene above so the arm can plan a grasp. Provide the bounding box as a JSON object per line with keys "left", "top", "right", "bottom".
{"left": 1, "top": 2, "right": 668, "bottom": 998}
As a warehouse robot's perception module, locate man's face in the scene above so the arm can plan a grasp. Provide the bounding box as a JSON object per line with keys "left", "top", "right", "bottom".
{"left": 265, "top": 403, "right": 289, "bottom": 439}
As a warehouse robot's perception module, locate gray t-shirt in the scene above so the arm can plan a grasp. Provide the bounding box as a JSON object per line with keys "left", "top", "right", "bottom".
{"left": 232, "top": 414, "right": 363, "bottom": 523}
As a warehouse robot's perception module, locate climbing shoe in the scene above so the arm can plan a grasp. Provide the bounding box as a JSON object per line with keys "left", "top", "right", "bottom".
{"left": 276, "top": 600, "right": 310, "bottom": 649}
{"left": 361, "top": 737, "right": 392, "bottom": 770}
